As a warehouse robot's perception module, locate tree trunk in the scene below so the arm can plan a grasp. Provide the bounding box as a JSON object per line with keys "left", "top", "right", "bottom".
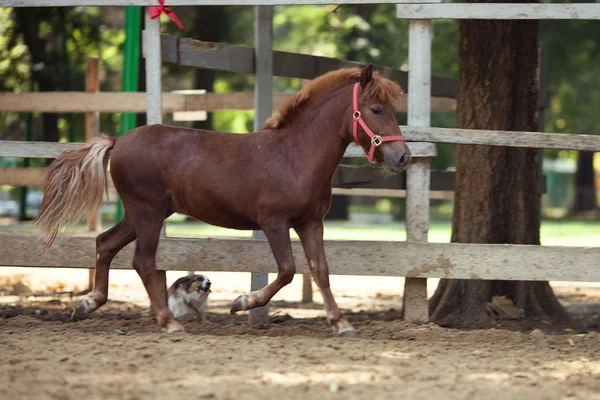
{"left": 14, "top": 8, "right": 60, "bottom": 149}
{"left": 572, "top": 151, "right": 597, "bottom": 215}
{"left": 192, "top": 6, "right": 228, "bottom": 131}
{"left": 429, "top": 0, "right": 569, "bottom": 328}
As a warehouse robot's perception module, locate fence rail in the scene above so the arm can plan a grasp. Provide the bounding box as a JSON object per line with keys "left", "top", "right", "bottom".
{"left": 159, "top": 35, "right": 458, "bottom": 99}
{"left": 396, "top": 4, "right": 600, "bottom": 20}
{"left": 3, "top": 126, "right": 599, "bottom": 161}
{"left": 0, "top": 140, "right": 437, "bottom": 159}
{"left": 403, "top": 126, "right": 600, "bottom": 152}
{"left": 1, "top": 0, "right": 442, "bottom": 7}
{"left": 2, "top": 232, "right": 599, "bottom": 283}
{"left": 0, "top": 91, "right": 456, "bottom": 113}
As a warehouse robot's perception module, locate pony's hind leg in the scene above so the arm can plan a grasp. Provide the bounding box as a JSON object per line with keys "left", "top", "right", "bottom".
{"left": 295, "top": 220, "right": 357, "bottom": 337}
{"left": 72, "top": 214, "right": 137, "bottom": 320}
{"left": 129, "top": 214, "right": 182, "bottom": 333}
{"left": 230, "top": 225, "right": 296, "bottom": 314}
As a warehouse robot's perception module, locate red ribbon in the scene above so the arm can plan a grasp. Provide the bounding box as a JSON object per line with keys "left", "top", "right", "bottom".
{"left": 149, "top": 0, "right": 184, "bottom": 30}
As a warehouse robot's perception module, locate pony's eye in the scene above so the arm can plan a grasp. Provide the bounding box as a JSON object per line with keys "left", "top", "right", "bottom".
{"left": 371, "top": 106, "right": 383, "bottom": 116}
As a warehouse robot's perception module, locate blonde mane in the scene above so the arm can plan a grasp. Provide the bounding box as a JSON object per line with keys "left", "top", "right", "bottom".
{"left": 264, "top": 67, "right": 403, "bottom": 130}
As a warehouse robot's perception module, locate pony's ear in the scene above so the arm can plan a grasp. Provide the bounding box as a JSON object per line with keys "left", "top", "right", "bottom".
{"left": 359, "top": 64, "right": 373, "bottom": 88}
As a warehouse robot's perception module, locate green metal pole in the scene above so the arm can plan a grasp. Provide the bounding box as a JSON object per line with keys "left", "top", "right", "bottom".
{"left": 116, "top": 6, "right": 141, "bottom": 223}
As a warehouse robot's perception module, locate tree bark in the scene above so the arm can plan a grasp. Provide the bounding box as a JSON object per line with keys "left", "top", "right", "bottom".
{"left": 429, "top": 0, "right": 569, "bottom": 328}
{"left": 14, "top": 8, "right": 60, "bottom": 148}
{"left": 572, "top": 151, "right": 598, "bottom": 215}
{"left": 192, "top": 6, "right": 228, "bottom": 131}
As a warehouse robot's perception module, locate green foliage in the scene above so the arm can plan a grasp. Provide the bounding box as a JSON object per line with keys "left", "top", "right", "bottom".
{"left": 3, "top": 2, "right": 597, "bottom": 170}
{"left": 540, "top": 10, "right": 600, "bottom": 162}
{"left": 0, "top": 8, "right": 29, "bottom": 91}
{"left": 1, "top": 6, "right": 125, "bottom": 143}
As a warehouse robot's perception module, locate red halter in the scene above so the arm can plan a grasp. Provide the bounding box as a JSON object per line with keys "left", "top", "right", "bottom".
{"left": 352, "top": 82, "right": 406, "bottom": 164}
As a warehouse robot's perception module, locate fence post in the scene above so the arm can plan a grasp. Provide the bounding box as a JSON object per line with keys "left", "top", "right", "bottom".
{"left": 85, "top": 56, "right": 101, "bottom": 290}
{"left": 249, "top": 5, "right": 274, "bottom": 324}
{"left": 143, "top": 7, "right": 168, "bottom": 303}
{"left": 302, "top": 274, "right": 313, "bottom": 303}
{"left": 301, "top": 77, "right": 313, "bottom": 304}
{"left": 403, "top": 19, "right": 432, "bottom": 323}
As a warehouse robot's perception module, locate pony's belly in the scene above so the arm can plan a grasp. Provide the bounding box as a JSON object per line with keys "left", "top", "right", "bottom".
{"left": 174, "top": 205, "right": 260, "bottom": 231}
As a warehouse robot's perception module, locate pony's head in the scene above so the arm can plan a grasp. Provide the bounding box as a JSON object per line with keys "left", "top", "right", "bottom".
{"left": 351, "top": 64, "right": 411, "bottom": 172}
{"left": 264, "top": 64, "right": 411, "bottom": 172}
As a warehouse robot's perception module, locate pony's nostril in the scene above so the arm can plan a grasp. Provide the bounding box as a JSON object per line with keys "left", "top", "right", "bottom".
{"left": 399, "top": 153, "right": 409, "bottom": 166}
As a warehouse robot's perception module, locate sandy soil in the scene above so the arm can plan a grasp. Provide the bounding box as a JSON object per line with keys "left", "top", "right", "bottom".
{"left": 1, "top": 219, "right": 600, "bottom": 400}
{"left": 1, "top": 292, "right": 600, "bottom": 400}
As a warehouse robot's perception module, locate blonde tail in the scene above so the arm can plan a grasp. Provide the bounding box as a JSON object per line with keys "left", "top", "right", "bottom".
{"left": 34, "top": 134, "right": 116, "bottom": 251}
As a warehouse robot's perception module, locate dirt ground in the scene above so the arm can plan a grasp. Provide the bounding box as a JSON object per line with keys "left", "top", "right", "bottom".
{"left": 1, "top": 289, "right": 600, "bottom": 400}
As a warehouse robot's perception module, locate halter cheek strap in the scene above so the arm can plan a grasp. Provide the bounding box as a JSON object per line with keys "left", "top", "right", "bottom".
{"left": 352, "top": 82, "right": 406, "bottom": 164}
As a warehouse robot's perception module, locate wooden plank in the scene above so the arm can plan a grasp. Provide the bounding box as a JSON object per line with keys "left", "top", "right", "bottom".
{"left": 2, "top": 0, "right": 443, "bottom": 7}
{"left": 175, "top": 38, "right": 254, "bottom": 74}
{"left": 396, "top": 4, "right": 600, "bottom": 20}
{"left": 301, "top": 274, "right": 313, "bottom": 303}
{"left": 406, "top": 161, "right": 430, "bottom": 240}
{"left": 85, "top": 56, "right": 102, "bottom": 235}
{"left": 332, "top": 167, "right": 526, "bottom": 194}
{"left": 0, "top": 141, "right": 80, "bottom": 158}
{"left": 0, "top": 168, "right": 45, "bottom": 187}
{"left": 0, "top": 92, "right": 181, "bottom": 113}
{"left": 331, "top": 187, "right": 453, "bottom": 200}
{"left": 85, "top": 56, "right": 102, "bottom": 291}
{"left": 0, "top": 168, "right": 454, "bottom": 200}
{"left": 144, "top": 10, "right": 163, "bottom": 125}
{"left": 0, "top": 92, "right": 456, "bottom": 113}
{"left": 3, "top": 232, "right": 600, "bottom": 283}
{"left": 0, "top": 92, "right": 246, "bottom": 113}
{"left": 401, "top": 126, "right": 600, "bottom": 152}
{"left": 404, "top": 159, "right": 431, "bottom": 322}
{"left": 250, "top": 5, "right": 274, "bottom": 324}
{"left": 160, "top": 35, "right": 458, "bottom": 99}
{"left": 344, "top": 142, "right": 436, "bottom": 158}
{"left": 0, "top": 166, "right": 449, "bottom": 200}
{"left": 0, "top": 169, "right": 118, "bottom": 198}
{"left": 403, "top": 19, "right": 432, "bottom": 324}
{"left": 0, "top": 141, "right": 436, "bottom": 160}
{"left": 0, "top": 168, "right": 116, "bottom": 188}
{"left": 143, "top": 9, "right": 168, "bottom": 303}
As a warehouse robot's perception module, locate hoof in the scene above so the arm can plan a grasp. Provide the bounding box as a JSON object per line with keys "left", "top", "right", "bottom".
{"left": 71, "top": 296, "right": 99, "bottom": 320}
{"left": 230, "top": 294, "right": 250, "bottom": 314}
{"left": 338, "top": 327, "right": 359, "bottom": 338}
{"left": 163, "top": 321, "right": 185, "bottom": 333}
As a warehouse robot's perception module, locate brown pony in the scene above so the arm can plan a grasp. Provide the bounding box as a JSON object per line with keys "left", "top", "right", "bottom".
{"left": 34, "top": 64, "right": 411, "bottom": 336}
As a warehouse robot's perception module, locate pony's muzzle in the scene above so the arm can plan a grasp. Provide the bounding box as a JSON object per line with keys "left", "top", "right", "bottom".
{"left": 382, "top": 144, "right": 411, "bottom": 172}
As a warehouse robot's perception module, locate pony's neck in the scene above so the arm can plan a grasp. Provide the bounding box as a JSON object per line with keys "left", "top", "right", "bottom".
{"left": 282, "top": 84, "right": 354, "bottom": 174}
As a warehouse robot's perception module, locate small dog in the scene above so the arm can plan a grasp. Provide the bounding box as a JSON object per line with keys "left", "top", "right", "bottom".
{"left": 167, "top": 274, "right": 211, "bottom": 322}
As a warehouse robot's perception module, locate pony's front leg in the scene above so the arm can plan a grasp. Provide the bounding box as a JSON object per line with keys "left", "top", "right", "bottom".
{"left": 295, "top": 220, "right": 357, "bottom": 337}
{"left": 230, "top": 226, "right": 296, "bottom": 314}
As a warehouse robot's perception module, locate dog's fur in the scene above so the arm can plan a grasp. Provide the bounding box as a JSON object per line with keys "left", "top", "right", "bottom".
{"left": 167, "top": 274, "right": 211, "bottom": 322}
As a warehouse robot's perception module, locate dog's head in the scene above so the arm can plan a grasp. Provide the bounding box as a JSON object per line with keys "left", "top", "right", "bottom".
{"left": 169, "top": 274, "right": 211, "bottom": 296}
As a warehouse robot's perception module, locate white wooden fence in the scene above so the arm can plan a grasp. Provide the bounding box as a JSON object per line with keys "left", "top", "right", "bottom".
{"left": 1, "top": 1, "right": 600, "bottom": 325}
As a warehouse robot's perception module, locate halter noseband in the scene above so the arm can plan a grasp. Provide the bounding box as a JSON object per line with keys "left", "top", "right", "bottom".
{"left": 352, "top": 82, "right": 406, "bottom": 164}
